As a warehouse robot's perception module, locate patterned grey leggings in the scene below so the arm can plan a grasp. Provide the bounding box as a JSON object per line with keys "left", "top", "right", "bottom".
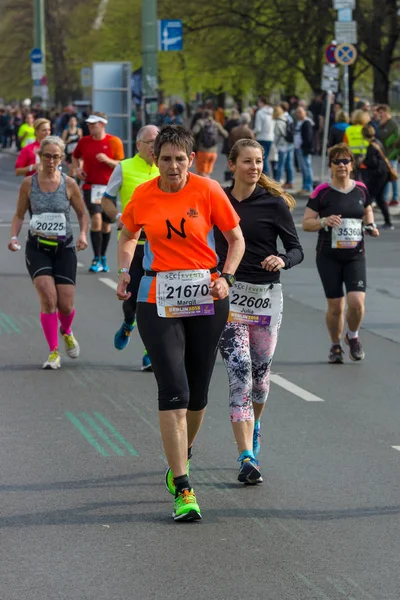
{"left": 219, "top": 313, "right": 282, "bottom": 423}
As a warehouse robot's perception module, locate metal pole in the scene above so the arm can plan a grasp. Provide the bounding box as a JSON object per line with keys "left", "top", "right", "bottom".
{"left": 343, "top": 65, "right": 349, "bottom": 115}
{"left": 142, "top": 0, "right": 158, "bottom": 123}
{"left": 320, "top": 91, "right": 333, "bottom": 184}
{"left": 33, "top": 0, "right": 46, "bottom": 107}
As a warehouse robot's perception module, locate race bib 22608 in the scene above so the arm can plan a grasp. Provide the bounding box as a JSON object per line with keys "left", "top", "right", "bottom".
{"left": 228, "top": 281, "right": 282, "bottom": 327}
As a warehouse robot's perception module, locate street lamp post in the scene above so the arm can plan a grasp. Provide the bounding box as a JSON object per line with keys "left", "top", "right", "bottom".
{"left": 142, "top": 0, "right": 158, "bottom": 124}
{"left": 33, "top": 0, "right": 46, "bottom": 107}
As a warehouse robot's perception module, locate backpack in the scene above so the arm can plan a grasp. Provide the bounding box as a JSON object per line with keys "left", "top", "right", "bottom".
{"left": 284, "top": 120, "right": 294, "bottom": 144}
{"left": 200, "top": 119, "right": 219, "bottom": 148}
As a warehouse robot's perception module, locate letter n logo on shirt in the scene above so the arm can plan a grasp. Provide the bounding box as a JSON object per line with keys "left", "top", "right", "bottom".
{"left": 166, "top": 218, "right": 187, "bottom": 240}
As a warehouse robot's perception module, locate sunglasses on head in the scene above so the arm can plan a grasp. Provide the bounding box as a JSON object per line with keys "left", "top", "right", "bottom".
{"left": 332, "top": 158, "right": 352, "bottom": 165}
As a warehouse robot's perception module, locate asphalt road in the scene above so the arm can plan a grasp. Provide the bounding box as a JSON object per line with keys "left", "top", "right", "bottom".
{"left": 1, "top": 151, "right": 400, "bottom": 600}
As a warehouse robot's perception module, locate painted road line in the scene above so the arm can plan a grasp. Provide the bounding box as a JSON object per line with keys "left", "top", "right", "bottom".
{"left": 271, "top": 374, "right": 324, "bottom": 402}
{"left": 0, "top": 312, "right": 21, "bottom": 334}
{"left": 80, "top": 412, "right": 125, "bottom": 456}
{"left": 99, "top": 277, "right": 117, "bottom": 291}
{"left": 94, "top": 412, "right": 139, "bottom": 456}
{"left": 77, "top": 262, "right": 84, "bottom": 268}
{"left": 65, "top": 412, "right": 110, "bottom": 457}
{"left": 391, "top": 446, "right": 400, "bottom": 452}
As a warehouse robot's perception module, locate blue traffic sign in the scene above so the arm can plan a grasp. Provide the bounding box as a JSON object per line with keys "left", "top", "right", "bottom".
{"left": 335, "top": 43, "right": 357, "bottom": 66}
{"left": 30, "top": 48, "right": 43, "bottom": 63}
{"left": 158, "top": 20, "right": 183, "bottom": 51}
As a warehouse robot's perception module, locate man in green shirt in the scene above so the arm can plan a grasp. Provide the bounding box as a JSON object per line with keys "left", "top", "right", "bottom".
{"left": 102, "top": 124, "right": 159, "bottom": 370}
{"left": 17, "top": 113, "right": 36, "bottom": 148}
{"left": 378, "top": 104, "right": 399, "bottom": 206}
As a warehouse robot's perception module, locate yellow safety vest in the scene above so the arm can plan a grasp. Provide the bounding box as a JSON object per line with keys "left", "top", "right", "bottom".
{"left": 120, "top": 154, "right": 159, "bottom": 211}
{"left": 345, "top": 125, "right": 369, "bottom": 155}
{"left": 120, "top": 154, "right": 159, "bottom": 243}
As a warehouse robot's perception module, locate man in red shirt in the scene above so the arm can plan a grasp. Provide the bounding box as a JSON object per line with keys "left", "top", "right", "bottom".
{"left": 72, "top": 112, "right": 124, "bottom": 272}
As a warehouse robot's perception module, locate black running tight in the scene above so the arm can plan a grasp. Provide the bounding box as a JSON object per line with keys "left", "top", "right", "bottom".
{"left": 136, "top": 298, "right": 229, "bottom": 411}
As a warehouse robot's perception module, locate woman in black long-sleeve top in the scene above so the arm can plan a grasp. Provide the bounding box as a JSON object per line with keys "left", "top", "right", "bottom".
{"left": 361, "top": 124, "right": 393, "bottom": 229}
{"left": 214, "top": 139, "right": 304, "bottom": 485}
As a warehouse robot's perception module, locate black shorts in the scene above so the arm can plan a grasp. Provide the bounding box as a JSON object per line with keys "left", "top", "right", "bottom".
{"left": 316, "top": 252, "right": 366, "bottom": 298}
{"left": 83, "top": 188, "right": 114, "bottom": 223}
{"left": 25, "top": 238, "right": 77, "bottom": 285}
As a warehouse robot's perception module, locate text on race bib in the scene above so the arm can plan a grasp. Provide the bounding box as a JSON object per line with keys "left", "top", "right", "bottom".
{"left": 228, "top": 281, "right": 282, "bottom": 327}
{"left": 91, "top": 185, "right": 107, "bottom": 205}
{"left": 331, "top": 218, "right": 362, "bottom": 249}
{"left": 30, "top": 212, "right": 67, "bottom": 239}
{"left": 156, "top": 269, "right": 215, "bottom": 318}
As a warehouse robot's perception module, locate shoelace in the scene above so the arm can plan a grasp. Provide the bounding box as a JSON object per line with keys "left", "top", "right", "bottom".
{"left": 63, "top": 333, "right": 76, "bottom": 347}
{"left": 177, "top": 489, "right": 195, "bottom": 504}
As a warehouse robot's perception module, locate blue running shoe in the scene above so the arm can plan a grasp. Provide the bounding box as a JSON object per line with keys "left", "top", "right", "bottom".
{"left": 101, "top": 255, "right": 110, "bottom": 272}
{"left": 141, "top": 350, "right": 152, "bottom": 372}
{"left": 237, "top": 453, "right": 263, "bottom": 485}
{"left": 88, "top": 257, "right": 103, "bottom": 273}
{"left": 114, "top": 321, "right": 135, "bottom": 350}
{"left": 253, "top": 421, "right": 261, "bottom": 457}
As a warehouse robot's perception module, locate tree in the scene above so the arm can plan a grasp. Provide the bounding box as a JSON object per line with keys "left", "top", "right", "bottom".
{"left": 355, "top": 0, "right": 400, "bottom": 103}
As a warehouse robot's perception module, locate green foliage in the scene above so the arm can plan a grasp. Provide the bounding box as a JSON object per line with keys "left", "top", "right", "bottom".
{"left": 0, "top": 0, "right": 397, "bottom": 104}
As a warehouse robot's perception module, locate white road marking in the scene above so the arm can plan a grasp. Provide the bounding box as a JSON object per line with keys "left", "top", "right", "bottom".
{"left": 391, "top": 446, "right": 400, "bottom": 452}
{"left": 99, "top": 277, "right": 117, "bottom": 291}
{"left": 77, "top": 262, "right": 84, "bottom": 267}
{"left": 271, "top": 374, "right": 324, "bottom": 402}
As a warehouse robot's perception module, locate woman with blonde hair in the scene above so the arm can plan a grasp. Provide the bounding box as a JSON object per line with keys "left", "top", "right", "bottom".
{"left": 214, "top": 139, "right": 304, "bottom": 484}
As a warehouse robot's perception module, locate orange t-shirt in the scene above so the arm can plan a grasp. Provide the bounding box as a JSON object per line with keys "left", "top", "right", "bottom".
{"left": 72, "top": 134, "right": 124, "bottom": 189}
{"left": 122, "top": 173, "right": 240, "bottom": 303}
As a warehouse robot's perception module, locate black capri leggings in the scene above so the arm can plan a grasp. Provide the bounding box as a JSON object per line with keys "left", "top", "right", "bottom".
{"left": 123, "top": 244, "right": 144, "bottom": 324}
{"left": 136, "top": 298, "right": 229, "bottom": 412}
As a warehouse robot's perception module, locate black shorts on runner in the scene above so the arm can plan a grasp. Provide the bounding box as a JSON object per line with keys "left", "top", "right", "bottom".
{"left": 83, "top": 188, "right": 114, "bottom": 223}
{"left": 316, "top": 252, "right": 366, "bottom": 298}
{"left": 25, "top": 238, "right": 77, "bottom": 285}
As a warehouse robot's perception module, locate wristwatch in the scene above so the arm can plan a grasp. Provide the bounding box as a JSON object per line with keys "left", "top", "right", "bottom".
{"left": 220, "top": 273, "right": 236, "bottom": 287}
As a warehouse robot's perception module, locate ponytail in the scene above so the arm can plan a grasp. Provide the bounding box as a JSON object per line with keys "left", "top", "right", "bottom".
{"left": 258, "top": 173, "right": 296, "bottom": 211}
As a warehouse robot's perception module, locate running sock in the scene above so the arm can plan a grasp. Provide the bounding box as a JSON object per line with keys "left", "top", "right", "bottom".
{"left": 347, "top": 330, "right": 359, "bottom": 339}
{"left": 174, "top": 474, "right": 190, "bottom": 496}
{"left": 239, "top": 450, "right": 256, "bottom": 461}
{"left": 40, "top": 312, "right": 59, "bottom": 351}
{"left": 58, "top": 309, "right": 75, "bottom": 335}
{"left": 254, "top": 420, "right": 261, "bottom": 430}
{"left": 123, "top": 301, "right": 136, "bottom": 326}
{"left": 188, "top": 446, "right": 193, "bottom": 460}
{"left": 90, "top": 230, "right": 102, "bottom": 258}
{"left": 101, "top": 232, "right": 111, "bottom": 256}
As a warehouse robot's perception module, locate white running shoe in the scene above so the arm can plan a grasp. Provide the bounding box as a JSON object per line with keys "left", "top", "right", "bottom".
{"left": 62, "top": 331, "right": 80, "bottom": 359}
{"left": 42, "top": 350, "right": 61, "bottom": 370}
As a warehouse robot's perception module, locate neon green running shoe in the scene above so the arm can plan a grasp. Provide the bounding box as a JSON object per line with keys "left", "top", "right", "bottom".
{"left": 165, "top": 459, "right": 190, "bottom": 495}
{"left": 173, "top": 489, "right": 202, "bottom": 522}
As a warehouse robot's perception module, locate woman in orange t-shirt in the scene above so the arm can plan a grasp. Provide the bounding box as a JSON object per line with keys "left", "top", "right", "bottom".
{"left": 117, "top": 125, "right": 244, "bottom": 522}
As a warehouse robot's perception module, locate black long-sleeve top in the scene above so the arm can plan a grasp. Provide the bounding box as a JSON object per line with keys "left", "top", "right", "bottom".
{"left": 215, "top": 185, "right": 304, "bottom": 284}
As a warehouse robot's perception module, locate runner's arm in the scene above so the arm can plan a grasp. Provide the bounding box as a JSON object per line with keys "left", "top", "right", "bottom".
{"left": 218, "top": 225, "right": 245, "bottom": 275}
{"left": 117, "top": 226, "right": 141, "bottom": 271}
{"left": 10, "top": 178, "right": 31, "bottom": 239}
{"left": 302, "top": 207, "right": 325, "bottom": 231}
{"left": 101, "top": 163, "right": 123, "bottom": 221}
{"left": 68, "top": 178, "right": 89, "bottom": 237}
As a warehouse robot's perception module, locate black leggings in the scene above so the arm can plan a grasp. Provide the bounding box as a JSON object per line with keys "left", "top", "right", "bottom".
{"left": 123, "top": 245, "right": 144, "bottom": 324}
{"left": 136, "top": 298, "right": 229, "bottom": 411}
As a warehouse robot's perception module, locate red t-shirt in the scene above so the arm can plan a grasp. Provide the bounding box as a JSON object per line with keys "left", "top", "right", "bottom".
{"left": 122, "top": 173, "right": 240, "bottom": 303}
{"left": 15, "top": 141, "right": 40, "bottom": 170}
{"left": 72, "top": 134, "right": 124, "bottom": 189}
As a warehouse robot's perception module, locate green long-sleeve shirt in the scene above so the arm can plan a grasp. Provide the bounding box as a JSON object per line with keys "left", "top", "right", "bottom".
{"left": 378, "top": 118, "right": 399, "bottom": 160}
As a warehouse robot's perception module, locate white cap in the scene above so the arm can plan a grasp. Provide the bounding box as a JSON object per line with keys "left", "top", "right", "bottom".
{"left": 86, "top": 114, "right": 108, "bottom": 124}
